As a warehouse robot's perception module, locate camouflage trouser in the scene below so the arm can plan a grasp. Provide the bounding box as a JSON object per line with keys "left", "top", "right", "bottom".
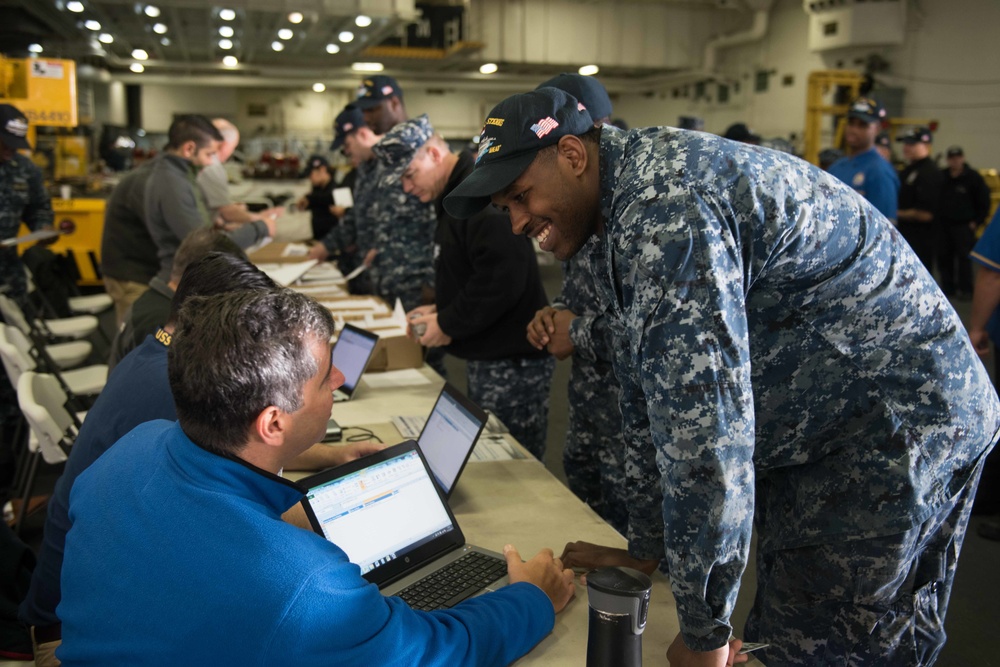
{"left": 745, "top": 458, "right": 985, "bottom": 666}
{"left": 563, "top": 357, "right": 629, "bottom": 534}
{"left": 466, "top": 356, "right": 555, "bottom": 460}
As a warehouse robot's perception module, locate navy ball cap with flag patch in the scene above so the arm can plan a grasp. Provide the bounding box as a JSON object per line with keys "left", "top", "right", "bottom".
{"left": 443, "top": 87, "right": 593, "bottom": 220}
{"left": 537, "top": 73, "right": 612, "bottom": 123}
{"left": 331, "top": 104, "right": 365, "bottom": 150}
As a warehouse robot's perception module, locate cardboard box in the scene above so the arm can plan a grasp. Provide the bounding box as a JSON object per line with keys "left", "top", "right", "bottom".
{"left": 324, "top": 295, "right": 424, "bottom": 371}
{"left": 248, "top": 241, "right": 319, "bottom": 264}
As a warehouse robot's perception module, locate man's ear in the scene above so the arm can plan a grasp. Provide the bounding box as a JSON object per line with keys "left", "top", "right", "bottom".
{"left": 178, "top": 140, "right": 198, "bottom": 159}
{"left": 253, "top": 405, "right": 287, "bottom": 448}
{"left": 557, "top": 135, "right": 588, "bottom": 177}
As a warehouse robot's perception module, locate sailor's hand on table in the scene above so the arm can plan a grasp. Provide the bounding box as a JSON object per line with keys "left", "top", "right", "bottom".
{"left": 504, "top": 545, "right": 575, "bottom": 613}
{"left": 667, "top": 633, "right": 748, "bottom": 667}
{"left": 560, "top": 541, "right": 659, "bottom": 576}
{"left": 307, "top": 244, "right": 330, "bottom": 261}
{"left": 334, "top": 441, "right": 386, "bottom": 464}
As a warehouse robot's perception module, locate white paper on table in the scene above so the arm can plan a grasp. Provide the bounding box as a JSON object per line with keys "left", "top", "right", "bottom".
{"left": 333, "top": 187, "right": 354, "bottom": 208}
{"left": 281, "top": 243, "right": 311, "bottom": 257}
{"left": 391, "top": 415, "right": 426, "bottom": 439}
{"left": 362, "top": 369, "right": 432, "bottom": 388}
{"left": 261, "top": 259, "right": 318, "bottom": 286}
{"left": 470, "top": 437, "right": 520, "bottom": 462}
{"left": 294, "top": 284, "right": 347, "bottom": 296}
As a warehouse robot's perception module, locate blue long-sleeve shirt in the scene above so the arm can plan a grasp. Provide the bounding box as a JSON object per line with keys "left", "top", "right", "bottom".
{"left": 827, "top": 146, "right": 900, "bottom": 221}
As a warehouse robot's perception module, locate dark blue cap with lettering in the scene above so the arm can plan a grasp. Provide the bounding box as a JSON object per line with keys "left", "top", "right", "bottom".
{"left": 354, "top": 75, "right": 403, "bottom": 110}
{"left": 537, "top": 73, "right": 612, "bottom": 123}
{"left": 898, "top": 126, "right": 933, "bottom": 144}
{"left": 331, "top": 104, "right": 366, "bottom": 150}
{"left": 847, "top": 97, "right": 887, "bottom": 124}
{"left": 443, "top": 87, "right": 593, "bottom": 219}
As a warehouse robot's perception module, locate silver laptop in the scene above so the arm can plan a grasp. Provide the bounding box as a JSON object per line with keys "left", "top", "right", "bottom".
{"left": 299, "top": 441, "right": 509, "bottom": 610}
{"left": 417, "top": 383, "right": 488, "bottom": 499}
{"left": 331, "top": 323, "right": 380, "bottom": 402}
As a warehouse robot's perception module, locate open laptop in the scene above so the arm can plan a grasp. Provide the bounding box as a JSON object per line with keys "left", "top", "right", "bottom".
{"left": 299, "top": 441, "right": 509, "bottom": 610}
{"left": 331, "top": 323, "right": 380, "bottom": 402}
{"left": 417, "top": 383, "right": 488, "bottom": 499}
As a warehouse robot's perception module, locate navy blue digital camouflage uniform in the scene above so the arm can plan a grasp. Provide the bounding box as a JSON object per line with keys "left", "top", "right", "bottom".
{"left": 365, "top": 115, "right": 436, "bottom": 311}
{"left": 587, "top": 125, "right": 999, "bottom": 664}
{"left": 1, "top": 153, "right": 53, "bottom": 301}
{"left": 553, "top": 240, "right": 629, "bottom": 534}
{"left": 322, "top": 158, "right": 376, "bottom": 295}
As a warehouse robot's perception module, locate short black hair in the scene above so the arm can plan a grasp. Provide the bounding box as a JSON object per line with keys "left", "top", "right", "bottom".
{"left": 169, "top": 289, "right": 335, "bottom": 455}
{"left": 167, "top": 114, "right": 224, "bottom": 150}
{"left": 168, "top": 228, "right": 246, "bottom": 284}
{"left": 167, "top": 251, "right": 276, "bottom": 325}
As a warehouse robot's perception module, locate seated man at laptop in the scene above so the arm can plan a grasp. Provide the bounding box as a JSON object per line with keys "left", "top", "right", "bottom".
{"left": 57, "top": 288, "right": 575, "bottom": 665}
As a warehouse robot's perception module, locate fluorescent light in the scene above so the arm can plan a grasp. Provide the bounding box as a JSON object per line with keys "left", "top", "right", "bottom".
{"left": 130, "top": 63, "right": 144, "bottom": 73}
{"left": 153, "top": 23, "right": 167, "bottom": 34}
{"left": 479, "top": 63, "right": 498, "bottom": 74}
{"left": 84, "top": 19, "right": 101, "bottom": 30}
{"left": 312, "top": 83, "right": 326, "bottom": 93}
{"left": 144, "top": 5, "right": 160, "bottom": 17}
{"left": 98, "top": 32, "right": 113, "bottom": 44}
{"left": 288, "top": 12, "right": 303, "bottom": 24}
{"left": 219, "top": 26, "right": 234, "bottom": 37}
{"left": 28, "top": 44, "right": 43, "bottom": 53}
{"left": 222, "top": 55, "right": 238, "bottom": 67}
{"left": 160, "top": 37, "right": 170, "bottom": 46}
{"left": 355, "top": 15, "right": 372, "bottom": 27}
{"left": 219, "top": 8, "right": 235, "bottom": 21}
{"left": 325, "top": 43, "right": 340, "bottom": 54}
{"left": 278, "top": 28, "right": 293, "bottom": 40}
{"left": 131, "top": 48, "right": 148, "bottom": 60}
{"left": 218, "top": 39, "right": 233, "bottom": 50}
{"left": 351, "top": 62, "right": 384, "bottom": 72}
{"left": 578, "top": 64, "right": 599, "bottom": 76}
{"left": 271, "top": 41, "right": 284, "bottom": 52}
{"left": 66, "top": 1, "right": 84, "bottom": 12}
{"left": 339, "top": 30, "right": 354, "bottom": 42}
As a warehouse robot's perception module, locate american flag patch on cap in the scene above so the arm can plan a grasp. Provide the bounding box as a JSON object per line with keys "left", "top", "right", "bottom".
{"left": 530, "top": 117, "right": 559, "bottom": 138}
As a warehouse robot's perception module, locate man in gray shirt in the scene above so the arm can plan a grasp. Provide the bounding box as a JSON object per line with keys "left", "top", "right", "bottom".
{"left": 145, "top": 115, "right": 274, "bottom": 282}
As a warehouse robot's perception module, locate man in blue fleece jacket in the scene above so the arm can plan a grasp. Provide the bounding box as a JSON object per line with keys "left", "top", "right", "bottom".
{"left": 57, "top": 288, "right": 574, "bottom": 666}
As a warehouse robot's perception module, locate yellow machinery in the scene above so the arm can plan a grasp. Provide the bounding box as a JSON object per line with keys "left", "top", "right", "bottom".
{"left": 2, "top": 56, "right": 107, "bottom": 286}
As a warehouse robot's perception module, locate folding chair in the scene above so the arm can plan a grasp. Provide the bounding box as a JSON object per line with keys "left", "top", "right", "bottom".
{"left": 0, "top": 323, "right": 106, "bottom": 401}
{"left": 13, "top": 372, "right": 82, "bottom": 534}
{"left": 24, "top": 266, "right": 113, "bottom": 318}
{"left": 0, "top": 292, "right": 103, "bottom": 344}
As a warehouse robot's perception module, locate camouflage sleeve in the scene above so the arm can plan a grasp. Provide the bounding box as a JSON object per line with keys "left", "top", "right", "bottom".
{"left": 323, "top": 205, "right": 356, "bottom": 253}
{"left": 617, "top": 186, "right": 755, "bottom": 652}
{"left": 24, "top": 162, "right": 54, "bottom": 231}
{"left": 568, "top": 312, "right": 613, "bottom": 363}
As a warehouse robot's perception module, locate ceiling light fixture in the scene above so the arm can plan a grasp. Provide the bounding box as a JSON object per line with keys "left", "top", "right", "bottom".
{"left": 131, "top": 48, "right": 148, "bottom": 60}
{"left": 66, "top": 1, "right": 84, "bottom": 12}
{"left": 578, "top": 64, "right": 599, "bottom": 76}
{"left": 355, "top": 15, "right": 372, "bottom": 27}
{"left": 312, "top": 83, "right": 326, "bottom": 92}
{"left": 28, "top": 44, "right": 43, "bottom": 53}
{"left": 218, "top": 39, "right": 233, "bottom": 49}
{"left": 222, "top": 55, "right": 238, "bottom": 67}
{"left": 144, "top": 5, "right": 160, "bottom": 17}
{"left": 160, "top": 37, "right": 170, "bottom": 46}
{"left": 479, "top": 63, "right": 498, "bottom": 74}
{"left": 153, "top": 23, "right": 167, "bottom": 34}
{"left": 339, "top": 30, "right": 354, "bottom": 42}
{"left": 219, "top": 8, "right": 236, "bottom": 21}
{"left": 288, "top": 12, "right": 303, "bottom": 24}
{"left": 278, "top": 28, "right": 294, "bottom": 40}
{"left": 84, "top": 19, "right": 101, "bottom": 30}
{"left": 219, "top": 26, "right": 234, "bottom": 37}
{"left": 351, "top": 62, "right": 384, "bottom": 72}
{"left": 325, "top": 43, "right": 340, "bottom": 54}
{"left": 130, "top": 63, "right": 144, "bottom": 73}
{"left": 98, "top": 32, "right": 113, "bottom": 44}
{"left": 271, "top": 41, "right": 284, "bottom": 52}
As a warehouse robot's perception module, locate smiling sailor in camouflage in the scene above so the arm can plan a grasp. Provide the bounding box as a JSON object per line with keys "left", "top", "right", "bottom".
{"left": 444, "top": 87, "right": 1000, "bottom": 667}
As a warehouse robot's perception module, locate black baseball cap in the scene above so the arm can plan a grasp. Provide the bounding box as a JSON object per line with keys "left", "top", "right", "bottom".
{"left": 946, "top": 145, "right": 964, "bottom": 157}
{"left": 847, "top": 97, "right": 887, "bottom": 124}
{"left": 300, "top": 154, "right": 330, "bottom": 178}
{"left": 354, "top": 75, "right": 403, "bottom": 110}
{"left": 331, "top": 105, "right": 365, "bottom": 151}
{"left": 898, "top": 126, "right": 933, "bottom": 144}
{"left": 443, "top": 87, "right": 593, "bottom": 220}
{"left": 723, "top": 122, "right": 760, "bottom": 143}
{"left": 537, "top": 73, "right": 612, "bottom": 123}
{"left": 0, "top": 104, "right": 31, "bottom": 150}
{"left": 875, "top": 132, "right": 891, "bottom": 148}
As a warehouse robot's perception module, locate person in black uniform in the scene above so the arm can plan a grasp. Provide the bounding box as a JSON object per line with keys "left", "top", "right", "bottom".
{"left": 296, "top": 155, "right": 343, "bottom": 241}
{"left": 938, "top": 146, "right": 991, "bottom": 298}
{"left": 400, "top": 124, "right": 555, "bottom": 459}
{"left": 897, "top": 126, "right": 944, "bottom": 274}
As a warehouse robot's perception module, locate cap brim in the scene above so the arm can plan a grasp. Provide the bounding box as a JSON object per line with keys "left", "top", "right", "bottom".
{"left": 330, "top": 136, "right": 344, "bottom": 151}
{"left": 353, "top": 97, "right": 382, "bottom": 110}
{"left": 443, "top": 150, "right": 538, "bottom": 220}
{"left": 0, "top": 134, "right": 31, "bottom": 151}
{"left": 847, "top": 112, "right": 878, "bottom": 124}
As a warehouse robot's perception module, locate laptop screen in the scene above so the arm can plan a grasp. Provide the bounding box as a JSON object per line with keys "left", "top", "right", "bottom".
{"left": 418, "top": 385, "right": 487, "bottom": 496}
{"left": 304, "top": 447, "right": 456, "bottom": 575}
{"left": 331, "top": 324, "right": 379, "bottom": 394}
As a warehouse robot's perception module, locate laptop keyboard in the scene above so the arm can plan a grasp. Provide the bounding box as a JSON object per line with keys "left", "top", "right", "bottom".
{"left": 397, "top": 551, "right": 508, "bottom": 611}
